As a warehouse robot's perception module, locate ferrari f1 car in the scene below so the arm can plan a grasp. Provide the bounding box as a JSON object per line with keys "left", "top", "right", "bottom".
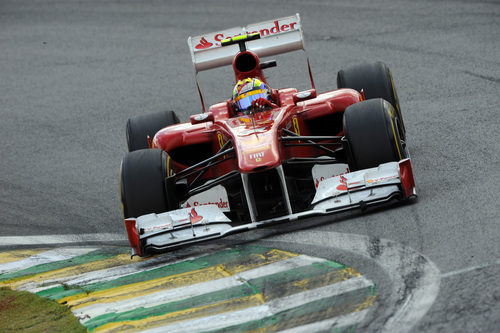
{"left": 120, "top": 14, "right": 416, "bottom": 257}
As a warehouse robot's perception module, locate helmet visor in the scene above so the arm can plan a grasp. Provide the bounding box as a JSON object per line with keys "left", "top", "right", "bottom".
{"left": 234, "top": 89, "right": 268, "bottom": 111}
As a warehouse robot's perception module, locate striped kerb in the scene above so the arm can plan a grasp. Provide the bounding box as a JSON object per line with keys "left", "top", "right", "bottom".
{"left": 0, "top": 245, "right": 376, "bottom": 332}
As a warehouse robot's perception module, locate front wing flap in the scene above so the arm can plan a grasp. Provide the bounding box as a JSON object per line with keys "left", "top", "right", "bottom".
{"left": 126, "top": 159, "right": 416, "bottom": 256}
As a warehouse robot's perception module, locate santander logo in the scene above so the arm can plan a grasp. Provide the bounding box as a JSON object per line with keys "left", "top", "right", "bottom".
{"left": 195, "top": 37, "right": 213, "bottom": 50}
{"left": 193, "top": 19, "right": 298, "bottom": 52}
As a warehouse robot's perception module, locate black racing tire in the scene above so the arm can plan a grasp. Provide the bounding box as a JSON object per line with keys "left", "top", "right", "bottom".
{"left": 120, "top": 149, "right": 177, "bottom": 219}
{"left": 343, "top": 99, "right": 405, "bottom": 171}
{"left": 337, "top": 62, "right": 405, "bottom": 140}
{"left": 126, "top": 110, "right": 180, "bottom": 152}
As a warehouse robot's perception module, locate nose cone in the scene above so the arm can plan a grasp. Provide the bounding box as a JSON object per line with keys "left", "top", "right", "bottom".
{"left": 237, "top": 134, "right": 280, "bottom": 172}
{"left": 224, "top": 110, "right": 283, "bottom": 173}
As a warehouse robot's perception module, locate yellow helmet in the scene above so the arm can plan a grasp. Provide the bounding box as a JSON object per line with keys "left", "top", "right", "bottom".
{"left": 232, "top": 78, "right": 271, "bottom": 112}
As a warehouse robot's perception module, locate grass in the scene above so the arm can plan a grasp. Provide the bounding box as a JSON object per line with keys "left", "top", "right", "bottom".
{"left": 0, "top": 287, "right": 87, "bottom": 332}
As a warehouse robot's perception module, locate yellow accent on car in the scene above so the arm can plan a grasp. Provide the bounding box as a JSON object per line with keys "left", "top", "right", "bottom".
{"left": 292, "top": 117, "right": 300, "bottom": 136}
{"left": 217, "top": 133, "right": 224, "bottom": 149}
{"left": 390, "top": 117, "right": 402, "bottom": 160}
{"left": 167, "top": 155, "right": 172, "bottom": 177}
{"left": 232, "top": 35, "right": 249, "bottom": 42}
{"left": 389, "top": 71, "right": 401, "bottom": 113}
{"left": 222, "top": 33, "right": 260, "bottom": 46}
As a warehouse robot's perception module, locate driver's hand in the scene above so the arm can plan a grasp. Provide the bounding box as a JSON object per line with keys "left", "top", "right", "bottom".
{"left": 252, "top": 98, "right": 274, "bottom": 109}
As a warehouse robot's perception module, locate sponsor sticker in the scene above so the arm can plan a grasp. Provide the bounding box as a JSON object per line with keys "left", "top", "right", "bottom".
{"left": 249, "top": 151, "right": 265, "bottom": 162}
{"left": 195, "top": 37, "right": 213, "bottom": 50}
{"left": 181, "top": 185, "right": 231, "bottom": 212}
{"left": 191, "top": 16, "right": 300, "bottom": 53}
{"left": 312, "top": 163, "right": 349, "bottom": 188}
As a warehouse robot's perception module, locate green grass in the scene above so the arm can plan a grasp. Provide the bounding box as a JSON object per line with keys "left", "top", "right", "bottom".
{"left": 0, "top": 287, "right": 87, "bottom": 333}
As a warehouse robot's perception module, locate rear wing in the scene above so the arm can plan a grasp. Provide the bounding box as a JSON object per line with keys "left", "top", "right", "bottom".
{"left": 188, "top": 14, "right": 305, "bottom": 73}
{"left": 187, "top": 14, "right": 315, "bottom": 112}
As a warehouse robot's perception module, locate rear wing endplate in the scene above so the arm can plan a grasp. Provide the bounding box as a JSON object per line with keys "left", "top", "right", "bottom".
{"left": 188, "top": 14, "right": 305, "bottom": 73}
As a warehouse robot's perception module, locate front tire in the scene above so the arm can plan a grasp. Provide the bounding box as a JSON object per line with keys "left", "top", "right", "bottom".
{"left": 120, "top": 149, "right": 177, "bottom": 219}
{"left": 343, "top": 99, "right": 405, "bottom": 171}
{"left": 126, "top": 110, "right": 180, "bottom": 152}
{"left": 337, "top": 62, "right": 405, "bottom": 140}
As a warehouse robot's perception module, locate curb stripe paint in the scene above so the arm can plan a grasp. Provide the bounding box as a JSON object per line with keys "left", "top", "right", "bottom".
{"left": 140, "top": 276, "right": 373, "bottom": 333}
{"left": 40, "top": 246, "right": 285, "bottom": 301}
{"left": 33, "top": 254, "right": 197, "bottom": 297}
{"left": 94, "top": 293, "right": 266, "bottom": 332}
{"left": 0, "top": 249, "right": 49, "bottom": 264}
{"left": 95, "top": 281, "right": 372, "bottom": 333}
{"left": 4, "top": 253, "right": 150, "bottom": 290}
{"left": 204, "top": 281, "right": 374, "bottom": 333}
{"left": 82, "top": 261, "right": 353, "bottom": 329}
{"left": 1, "top": 245, "right": 377, "bottom": 332}
{"left": 23, "top": 253, "right": 189, "bottom": 294}
{"left": 74, "top": 255, "right": 327, "bottom": 322}
{"left": 0, "top": 247, "right": 100, "bottom": 276}
{"left": 94, "top": 294, "right": 266, "bottom": 333}
{"left": 60, "top": 248, "right": 296, "bottom": 309}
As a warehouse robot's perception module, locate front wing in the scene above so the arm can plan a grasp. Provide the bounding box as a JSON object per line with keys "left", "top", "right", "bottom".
{"left": 125, "top": 159, "right": 416, "bottom": 257}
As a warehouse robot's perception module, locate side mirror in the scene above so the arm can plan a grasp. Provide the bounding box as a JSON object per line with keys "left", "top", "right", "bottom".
{"left": 190, "top": 112, "right": 214, "bottom": 124}
{"left": 293, "top": 89, "right": 317, "bottom": 103}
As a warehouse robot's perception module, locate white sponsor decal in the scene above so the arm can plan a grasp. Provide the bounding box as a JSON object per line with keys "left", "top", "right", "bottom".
{"left": 181, "top": 185, "right": 230, "bottom": 212}
{"left": 192, "top": 16, "right": 300, "bottom": 52}
{"left": 312, "top": 163, "right": 349, "bottom": 188}
{"left": 249, "top": 152, "right": 265, "bottom": 161}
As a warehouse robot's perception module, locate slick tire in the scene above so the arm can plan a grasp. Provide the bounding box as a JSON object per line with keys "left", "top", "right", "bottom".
{"left": 337, "top": 62, "right": 406, "bottom": 140}
{"left": 120, "top": 149, "right": 177, "bottom": 219}
{"left": 126, "top": 110, "right": 180, "bottom": 152}
{"left": 343, "top": 99, "right": 405, "bottom": 171}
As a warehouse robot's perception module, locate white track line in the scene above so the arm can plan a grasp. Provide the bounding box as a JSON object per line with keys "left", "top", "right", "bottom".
{"left": 0, "top": 247, "right": 99, "bottom": 274}
{"left": 0, "top": 233, "right": 126, "bottom": 246}
{"left": 441, "top": 258, "right": 500, "bottom": 279}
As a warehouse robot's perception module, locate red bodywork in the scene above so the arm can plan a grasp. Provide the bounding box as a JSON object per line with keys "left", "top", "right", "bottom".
{"left": 121, "top": 19, "right": 417, "bottom": 257}
{"left": 153, "top": 50, "right": 362, "bottom": 180}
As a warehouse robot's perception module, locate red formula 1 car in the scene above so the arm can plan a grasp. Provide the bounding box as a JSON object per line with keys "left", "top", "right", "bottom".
{"left": 120, "top": 14, "right": 416, "bottom": 257}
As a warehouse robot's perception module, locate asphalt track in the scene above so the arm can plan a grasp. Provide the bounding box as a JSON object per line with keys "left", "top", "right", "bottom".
{"left": 1, "top": 0, "right": 499, "bottom": 331}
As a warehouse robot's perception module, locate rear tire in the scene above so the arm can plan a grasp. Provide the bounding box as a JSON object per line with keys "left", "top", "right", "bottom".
{"left": 126, "top": 110, "right": 180, "bottom": 152}
{"left": 120, "top": 149, "right": 177, "bottom": 219}
{"left": 343, "top": 99, "right": 405, "bottom": 171}
{"left": 337, "top": 62, "right": 405, "bottom": 140}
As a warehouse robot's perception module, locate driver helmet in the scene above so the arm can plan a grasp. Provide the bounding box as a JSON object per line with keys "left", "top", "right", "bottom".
{"left": 232, "top": 78, "right": 271, "bottom": 112}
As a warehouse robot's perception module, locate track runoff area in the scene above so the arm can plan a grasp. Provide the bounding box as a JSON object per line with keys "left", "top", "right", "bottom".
{"left": 0, "top": 244, "right": 375, "bottom": 332}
